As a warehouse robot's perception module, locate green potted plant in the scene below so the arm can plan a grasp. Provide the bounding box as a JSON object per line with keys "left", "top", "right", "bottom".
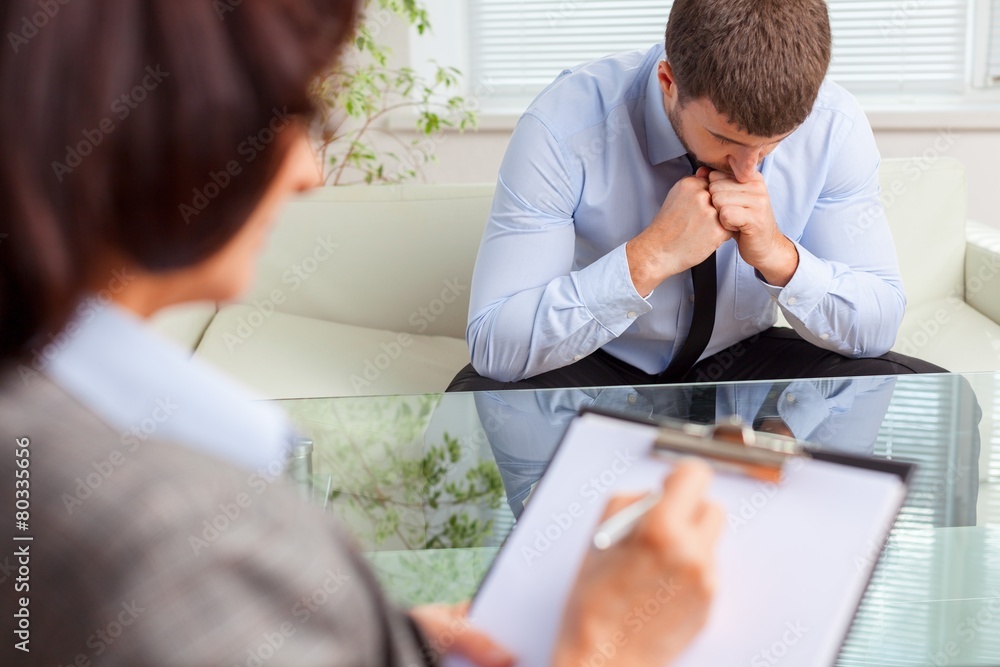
{"left": 313, "top": 0, "right": 479, "bottom": 185}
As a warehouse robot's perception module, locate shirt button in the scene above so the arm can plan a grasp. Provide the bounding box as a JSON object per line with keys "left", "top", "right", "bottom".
{"left": 787, "top": 394, "right": 796, "bottom": 404}
{"left": 573, "top": 355, "right": 583, "bottom": 362}
{"left": 787, "top": 297, "right": 798, "bottom": 306}
{"left": 689, "top": 294, "right": 696, "bottom": 303}
{"left": 820, "top": 333, "right": 830, "bottom": 341}
{"left": 627, "top": 311, "right": 636, "bottom": 319}
{"left": 627, "top": 394, "right": 637, "bottom": 404}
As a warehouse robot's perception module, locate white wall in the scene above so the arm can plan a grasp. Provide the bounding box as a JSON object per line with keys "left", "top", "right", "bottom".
{"left": 399, "top": 129, "right": 998, "bottom": 229}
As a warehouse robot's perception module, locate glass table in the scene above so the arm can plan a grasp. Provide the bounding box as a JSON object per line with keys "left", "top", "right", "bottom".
{"left": 275, "top": 372, "right": 1000, "bottom": 666}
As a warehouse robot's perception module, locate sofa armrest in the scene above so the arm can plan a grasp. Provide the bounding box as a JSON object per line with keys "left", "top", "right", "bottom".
{"left": 965, "top": 220, "right": 1000, "bottom": 326}
{"left": 149, "top": 302, "right": 218, "bottom": 352}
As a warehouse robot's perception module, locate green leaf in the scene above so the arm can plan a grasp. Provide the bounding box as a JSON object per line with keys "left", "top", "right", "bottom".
{"left": 316, "top": 0, "right": 479, "bottom": 187}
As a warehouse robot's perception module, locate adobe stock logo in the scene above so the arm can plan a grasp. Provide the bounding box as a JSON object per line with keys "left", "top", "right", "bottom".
{"left": 7, "top": 0, "right": 71, "bottom": 54}
{"left": 520, "top": 449, "right": 639, "bottom": 566}
{"left": 50, "top": 65, "right": 171, "bottom": 182}
{"left": 751, "top": 621, "right": 809, "bottom": 666}
{"left": 178, "top": 107, "right": 292, "bottom": 224}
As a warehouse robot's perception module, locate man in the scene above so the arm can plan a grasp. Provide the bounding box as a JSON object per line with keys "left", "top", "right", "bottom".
{"left": 449, "top": 0, "right": 943, "bottom": 393}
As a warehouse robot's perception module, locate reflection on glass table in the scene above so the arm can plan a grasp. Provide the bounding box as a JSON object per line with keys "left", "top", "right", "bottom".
{"left": 273, "top": 372, "right": 1000, "bottom": 667}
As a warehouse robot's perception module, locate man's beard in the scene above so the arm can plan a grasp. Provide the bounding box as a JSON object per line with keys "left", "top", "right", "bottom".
{"left": 666, "top": 103, "right": 732, "bottom": 174}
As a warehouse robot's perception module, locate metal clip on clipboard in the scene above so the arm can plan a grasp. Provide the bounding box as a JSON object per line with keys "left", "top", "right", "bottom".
{"left": 592, "top": 416, "right": 810, "bottom": 550}
{"left": 652, "top": 416, "right": 809, "bottom": 484}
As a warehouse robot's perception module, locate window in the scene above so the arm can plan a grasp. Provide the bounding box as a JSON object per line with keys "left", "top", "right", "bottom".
{"left": 988, "top": 0, "right": 1000, "bottom": 85}
{"left": 419, "top": 0, "right": 1000, "bottom": 121}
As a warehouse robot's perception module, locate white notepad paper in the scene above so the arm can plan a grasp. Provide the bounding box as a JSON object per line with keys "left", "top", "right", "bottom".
{"left": 454, "top": 412, "right": 907, "bottom": 667}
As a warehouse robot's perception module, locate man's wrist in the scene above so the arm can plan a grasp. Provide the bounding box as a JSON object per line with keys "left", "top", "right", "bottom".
{"left": 755, "top": 236, "right": 799, "bottom": 288}
{"left": 626, "top": 237, "right": 666, "bottom": 296}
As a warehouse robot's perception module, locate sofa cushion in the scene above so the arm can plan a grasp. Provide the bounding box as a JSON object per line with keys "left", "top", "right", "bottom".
{"left": 893, "top": 299, "right": 1000, "bottom": 373}
{"left": 194, "top": 304, "right": 469, "bottom": 400}
{"left": 879, "top": 157, "right": 966, "bottom": 310}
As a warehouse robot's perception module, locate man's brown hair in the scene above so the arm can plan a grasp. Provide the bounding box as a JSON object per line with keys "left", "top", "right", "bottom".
{"left": 665, "top": 0, "right": 832, "bottom": 137}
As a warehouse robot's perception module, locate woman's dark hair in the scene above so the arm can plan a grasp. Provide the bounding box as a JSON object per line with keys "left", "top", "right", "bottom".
{"left": 0, "top": 0, "right": 358, "bottom": 362}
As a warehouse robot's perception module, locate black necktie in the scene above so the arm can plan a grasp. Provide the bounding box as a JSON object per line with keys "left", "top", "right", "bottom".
{"left": 660, "top": 155, "right": 717, "bottom": 382}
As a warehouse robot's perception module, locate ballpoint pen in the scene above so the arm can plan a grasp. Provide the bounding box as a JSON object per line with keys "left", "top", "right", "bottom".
{"left": 592, "top": 489, "right": 663, "bottom": 550}
{"left": 591, "top": 418, "right": 801, "bottom": 551}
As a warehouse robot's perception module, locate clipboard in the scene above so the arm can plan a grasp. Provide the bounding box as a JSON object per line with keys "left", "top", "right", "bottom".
{"left": 451, "top": 408, "right": 914, "bottom": 667}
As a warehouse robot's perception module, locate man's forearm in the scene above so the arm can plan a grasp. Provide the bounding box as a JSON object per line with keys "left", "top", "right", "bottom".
{"left": 468, "top": 245, "right": 652, "bottom": 383}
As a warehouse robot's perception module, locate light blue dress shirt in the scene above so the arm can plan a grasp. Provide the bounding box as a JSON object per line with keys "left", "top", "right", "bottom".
{"left": 41, "top": 299, "right": 296, "bottom": 472}
{"left": 467, "top": 45, "right": 905, "bottom": 382}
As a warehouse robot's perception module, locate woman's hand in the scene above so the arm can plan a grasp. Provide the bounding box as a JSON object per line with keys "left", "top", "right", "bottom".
{"left": 410, "top": 602, "right": 515, "bottom": 667}
{"left": 554, "top": 459, "right": 724, "bottom": 667}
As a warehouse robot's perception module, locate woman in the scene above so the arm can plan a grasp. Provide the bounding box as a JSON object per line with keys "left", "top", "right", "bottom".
{"left": 0, "top": 1, "right": 723, "bottom": 665}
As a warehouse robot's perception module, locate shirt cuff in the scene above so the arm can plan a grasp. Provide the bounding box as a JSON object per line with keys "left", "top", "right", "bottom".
{"left": 776, "top": 382, "right": 828, "bottom": 441}
{"left": 757, "top": 241, "right": 834, "bottom": 322}
{"left": 575, "top": 243, "right": 653, "bottom": 335}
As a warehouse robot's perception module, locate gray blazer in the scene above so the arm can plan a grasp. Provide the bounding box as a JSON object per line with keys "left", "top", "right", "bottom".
{"left": 0, "top": 371, "right": 431, "bottom": 666}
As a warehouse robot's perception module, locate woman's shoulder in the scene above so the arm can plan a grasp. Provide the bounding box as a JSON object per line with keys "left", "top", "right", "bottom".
{"left": 0, "top": 368, "right": 317, "bottom": 531}
{"left": 0, "top": 370, "right": 412, "bottom": 665}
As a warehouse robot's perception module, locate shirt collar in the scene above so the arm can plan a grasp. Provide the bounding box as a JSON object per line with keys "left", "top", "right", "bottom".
{"left": 644, "top": 53, "right": 688, "bottom": 166}
{"left": 43, "top": 299, "right": 295, "bottom": 472}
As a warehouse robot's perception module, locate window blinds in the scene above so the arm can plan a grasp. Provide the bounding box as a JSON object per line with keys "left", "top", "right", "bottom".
{"left": 828, "top": 0, "right": 969, "bottom": 94}
{"left": 988, "top": 0, "right": 1000, "bottom": 85}
{"left": 467, "top": 0, "right": 972, "bottom": 106}
{"left": 838, "top": 374, "right": 1000, "bottom": 665}
{"left": 468, "top": 0, "right": 670, "bottom": 99}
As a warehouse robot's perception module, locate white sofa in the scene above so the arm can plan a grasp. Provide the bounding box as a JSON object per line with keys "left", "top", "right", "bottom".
{"left": 152, "top": 157, "right": 1000, "bottom": 400}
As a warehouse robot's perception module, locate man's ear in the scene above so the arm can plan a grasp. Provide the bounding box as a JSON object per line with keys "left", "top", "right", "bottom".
{"left": 658, "top": 60, "right": 679, "bottom": 102}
